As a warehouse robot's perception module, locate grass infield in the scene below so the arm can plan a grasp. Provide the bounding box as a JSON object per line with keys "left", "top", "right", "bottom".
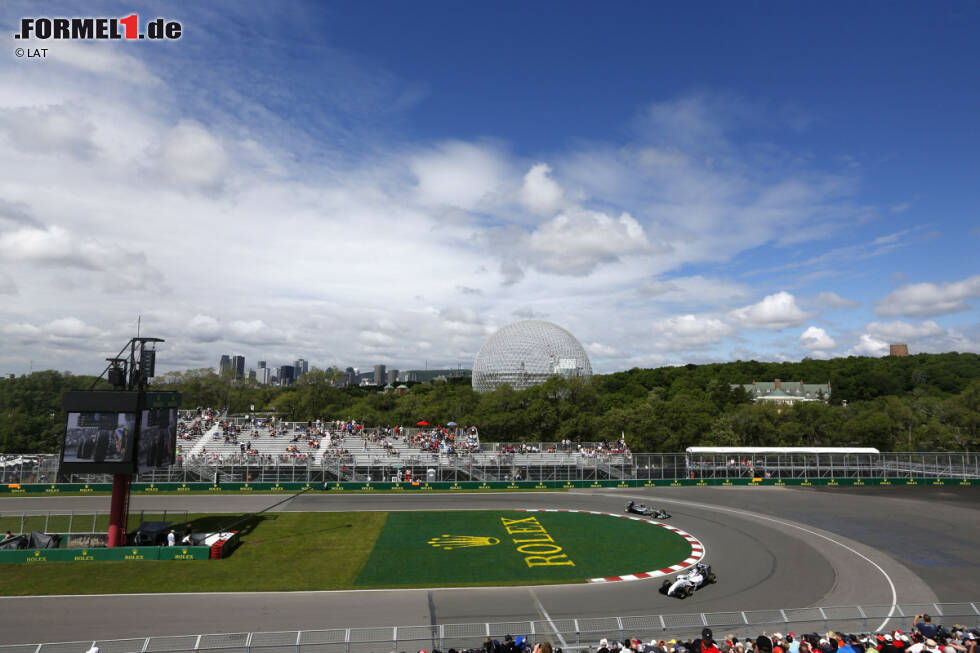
{"left": 354, "top": 510, "right": 691, "bottom": 587}
{"left": 0, "top": 510, "right": 691, "bottom": 595}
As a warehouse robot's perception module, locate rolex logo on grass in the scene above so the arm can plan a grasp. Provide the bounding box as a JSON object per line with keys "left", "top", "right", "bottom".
{"left": 428, "top": 534, "right": 500, "bottom": 550}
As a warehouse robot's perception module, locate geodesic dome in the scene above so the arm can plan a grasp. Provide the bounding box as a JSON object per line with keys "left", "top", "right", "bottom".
{"left": 472, "top": 320, "right": 593, "bottom": 393}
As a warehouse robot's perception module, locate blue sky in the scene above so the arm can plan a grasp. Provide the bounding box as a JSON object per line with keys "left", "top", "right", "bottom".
{"left": 0, "top": 1, "right": 977, "bottom": 375}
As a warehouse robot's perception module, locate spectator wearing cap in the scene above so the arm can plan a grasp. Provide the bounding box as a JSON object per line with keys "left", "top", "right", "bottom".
{"left": 914, "top": 616, "right": 940, "bottom": 642}
{"left": 598, "top": 639, "right": 610, "bottom": 653}
{"left": 695, "top": 629, "right": 720, "bottom": 653}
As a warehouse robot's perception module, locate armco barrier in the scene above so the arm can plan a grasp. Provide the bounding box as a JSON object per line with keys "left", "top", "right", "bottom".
{"left": 0, "top": 544, "right": 211, "bottom": 563}
{"left": 0, "top": 477, "right": 977, "bottom": 494}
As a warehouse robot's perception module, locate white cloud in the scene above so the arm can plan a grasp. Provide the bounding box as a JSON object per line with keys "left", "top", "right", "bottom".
{"left": 876, "top": 275, "right": 980, "bottom": 317}
{"left": 412, "top": 141, "right": 508, "bottom": 210}
{"left": 865, "top": 320, "right": 944, "bottom": 341}
{"left": 799, "top": 326, "right": 836, "bottom": 350}
{"left": 652, "top": 314, "right": 734, "bottom": 351}
{"left": 161, "top": 120, "right": 230, "bottom": 190}
{"left": 47, "top": 42, "right": 161, "bottom": 86}
{"left": 188, "top": 315, "right": 222, "bottom": 343}
{"left": 585, "top": 341, "right": 620, "bottom": 357}
{"left": 525, "top": 209, "right": 652, "bottom": 276}
{"left": 0, "top": 225, "right": 164, "bottom": 292}
{"left": 730, "top": 291, "right": 812, "bottom": 330}
{"left": 44, "top": 317, "right": 101, "bottom": 339}
{"left": 520, "top": 163, "right": 564, "bottom": 216}
{"left": 0, "top": 105, "right": 98, "bottom": 159}
{"left": 848, "top": 333, "right": 889, "bottom": 357}
{"left": 812, "top": 291, "right": 860, "bottom": 309}
{"left": 0, "top": 269, "right": 16, "bottom": 295}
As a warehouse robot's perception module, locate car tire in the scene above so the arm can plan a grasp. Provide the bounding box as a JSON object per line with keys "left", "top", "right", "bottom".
{"left": 707, "top": 572, "right": 717, "bottom": 584}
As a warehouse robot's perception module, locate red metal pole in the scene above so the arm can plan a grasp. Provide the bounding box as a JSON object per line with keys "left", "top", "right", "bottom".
{"left": 107, "top": 474, "right": 131, "bottom": 547}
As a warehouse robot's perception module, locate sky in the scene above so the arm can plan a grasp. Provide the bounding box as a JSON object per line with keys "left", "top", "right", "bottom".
{"left": 0, "top": 1, "right": 978, "bottom": 377}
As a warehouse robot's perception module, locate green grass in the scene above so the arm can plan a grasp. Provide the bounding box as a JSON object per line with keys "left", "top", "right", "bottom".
{"left": 0, "top": 511, "right": 387, "bottom": 596}
{"left": 0, "top": 510, "right": 691, "bottom": 595}
{"left": 355, "top": 510, "right": 691, "bottom": 587}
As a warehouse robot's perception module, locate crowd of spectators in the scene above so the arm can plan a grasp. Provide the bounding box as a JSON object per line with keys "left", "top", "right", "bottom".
{"left": 415, "top": 619, "right": 977, "bottom": 653}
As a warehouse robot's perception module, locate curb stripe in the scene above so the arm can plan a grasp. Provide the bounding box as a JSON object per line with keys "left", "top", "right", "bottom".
{"left": 515, "top": 508, "right": 705, "bottom": 584}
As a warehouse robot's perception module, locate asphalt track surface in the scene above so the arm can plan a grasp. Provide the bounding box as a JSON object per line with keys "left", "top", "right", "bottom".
{"left": 0, "top": 487, "right": 977, "bottom": 646}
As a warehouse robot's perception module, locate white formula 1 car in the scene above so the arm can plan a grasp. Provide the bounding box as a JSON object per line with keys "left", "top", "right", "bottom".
{"left": 659, "top": 562, "right": 716, "bottom": 598}
{"left": 625, "top": 500, "right": 671, "bottom": 519}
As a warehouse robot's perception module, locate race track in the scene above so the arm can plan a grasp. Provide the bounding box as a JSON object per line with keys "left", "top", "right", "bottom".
{"left": 0, "top": 486, "right": 977, "bottom": 646}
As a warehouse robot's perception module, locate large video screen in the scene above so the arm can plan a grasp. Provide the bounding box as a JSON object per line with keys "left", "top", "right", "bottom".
{"left": 138, "top": 407, "right": 177, "bottom": 472}
{"left": 63, "top": 412, "right": 137, "bottom": 465}
{"left": 61, "top": 391, "right": 141, "bottom": 474}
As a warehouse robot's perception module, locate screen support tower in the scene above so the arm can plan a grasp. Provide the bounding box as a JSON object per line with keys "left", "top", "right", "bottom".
{"left": 91, "top": 337, "right": 165, "bottom": 547}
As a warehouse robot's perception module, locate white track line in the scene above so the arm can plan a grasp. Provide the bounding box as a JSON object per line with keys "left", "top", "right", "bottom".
{"left": 611, "top": 492, "right": 899, "bottom": 632}
{"left": 530, "top": 587, "right": 568, "bottom": 650}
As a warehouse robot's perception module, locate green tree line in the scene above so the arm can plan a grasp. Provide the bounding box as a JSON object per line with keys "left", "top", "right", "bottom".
{"left": 2, "top": 353, "right": 978, "bottom": 454}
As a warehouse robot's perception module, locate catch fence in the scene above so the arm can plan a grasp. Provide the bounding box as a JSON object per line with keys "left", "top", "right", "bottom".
{"left": 2, "top": 452, "right": 977, "bottom": 485}
{"left": 3, "top": 602, "right": 978, "bottom": 653}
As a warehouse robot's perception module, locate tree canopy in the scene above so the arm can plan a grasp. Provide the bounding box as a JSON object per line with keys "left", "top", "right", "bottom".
{"left": 2, "top": 352, "right": 978, "bottom": 454}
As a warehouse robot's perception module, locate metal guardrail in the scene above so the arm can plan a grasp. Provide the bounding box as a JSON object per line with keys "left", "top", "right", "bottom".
{"left": 3, "top": 602, "right": 978, "bottom": 653}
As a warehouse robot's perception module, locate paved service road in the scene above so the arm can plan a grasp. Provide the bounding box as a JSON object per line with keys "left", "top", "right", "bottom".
{"left": 0, "top": 487, "right": 975, "bottom": 646}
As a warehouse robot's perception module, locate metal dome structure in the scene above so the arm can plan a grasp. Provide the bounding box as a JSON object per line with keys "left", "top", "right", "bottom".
{"left": 472, "top": 320, "right": 593, "bottom": 393}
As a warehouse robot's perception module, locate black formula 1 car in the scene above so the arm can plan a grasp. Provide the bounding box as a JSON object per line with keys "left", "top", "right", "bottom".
{"left": 625, "top": 500, "right": 671, "bottom": 519}
{"left": 659, "top": 562, "right": 717, "bottom": 598}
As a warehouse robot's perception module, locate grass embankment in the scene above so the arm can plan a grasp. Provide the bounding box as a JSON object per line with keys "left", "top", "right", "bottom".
{"left": 0, "top": 511, "right": 387, "bottom": 596}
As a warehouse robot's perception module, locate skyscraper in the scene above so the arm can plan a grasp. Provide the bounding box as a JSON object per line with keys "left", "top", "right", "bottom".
{"left": 278, "top": 365, "right": 295, "bottom": 386}
{"left": 373, "top": 364, "right": 386, "bottom": 386}
{"left": 294, "top": 358, "right": 308, "bottom": 377}
{"left": 219, "top": 355, "right": 231, "bottom": 375}
{"left": 232, "top": 355, "right": 245, "bottom": 379}
{"left": 258, "top": 361, "right": 266, "bottom": 369}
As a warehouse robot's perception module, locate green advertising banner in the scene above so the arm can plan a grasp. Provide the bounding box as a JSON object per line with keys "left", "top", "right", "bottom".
{"left": 0, "top": 545, "right": 211, "bottom": 564}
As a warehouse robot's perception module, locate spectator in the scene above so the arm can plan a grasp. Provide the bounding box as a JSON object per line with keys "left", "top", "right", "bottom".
{"left": 914, "top": 617, "right": 939, "bottom": 642}
{"left": 695, "top": 629, "right": 720, "bottom": 653}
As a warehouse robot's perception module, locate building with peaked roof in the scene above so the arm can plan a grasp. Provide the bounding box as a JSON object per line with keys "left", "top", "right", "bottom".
{"left": 730, "top": 379, "right": 831, "bottom": 405}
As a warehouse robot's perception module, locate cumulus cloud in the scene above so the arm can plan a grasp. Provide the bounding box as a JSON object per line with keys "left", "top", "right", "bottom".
{"left": 520, "top": 163, "right": 564, "bottom": 216}
{"left": 848, "top": 333, "right": 889, "bottom": 357}
{"left": 412, "top": 141, "right": 508, "bottom": 210}
{"left": 799, "top": 326, "right": 836, "bottom": 351}
{"left": 44, "top": 317, "right": 102, "bottom": 339}
{"left": 876, "top": 275, "right": 980, "bottom": 317}
{"left": 187, "top": 315, "right": 222, "bottom": 343}
{"left": 161, "top": 120, "right": 230, "bottom": 190}
{"left": 652, "top": 314, "right": 734, "bottom": 351}
{"left": 0, "top": 105, "right": 98, "bottom": 160}
{"left": 0, "top": 225, "right": 164, "bottom": 292}
{"left": 811, "top": 291, "right": 860, "bottom": 309}
{"left": 865, "top": 320, "right": 944, "bottom": 341}
{"left": 524, "top": 209, "right": 653, "bottom": 276}
{"left": 730, "top": 291, "right": 812, "bottom": 330}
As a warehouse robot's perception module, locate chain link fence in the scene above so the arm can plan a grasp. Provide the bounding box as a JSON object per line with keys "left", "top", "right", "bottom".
{"left": 4, "top": 602, "right": 978, "bottom": 653}
{"left": 2, "top": 452, "right": 975, "bottom": 485}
